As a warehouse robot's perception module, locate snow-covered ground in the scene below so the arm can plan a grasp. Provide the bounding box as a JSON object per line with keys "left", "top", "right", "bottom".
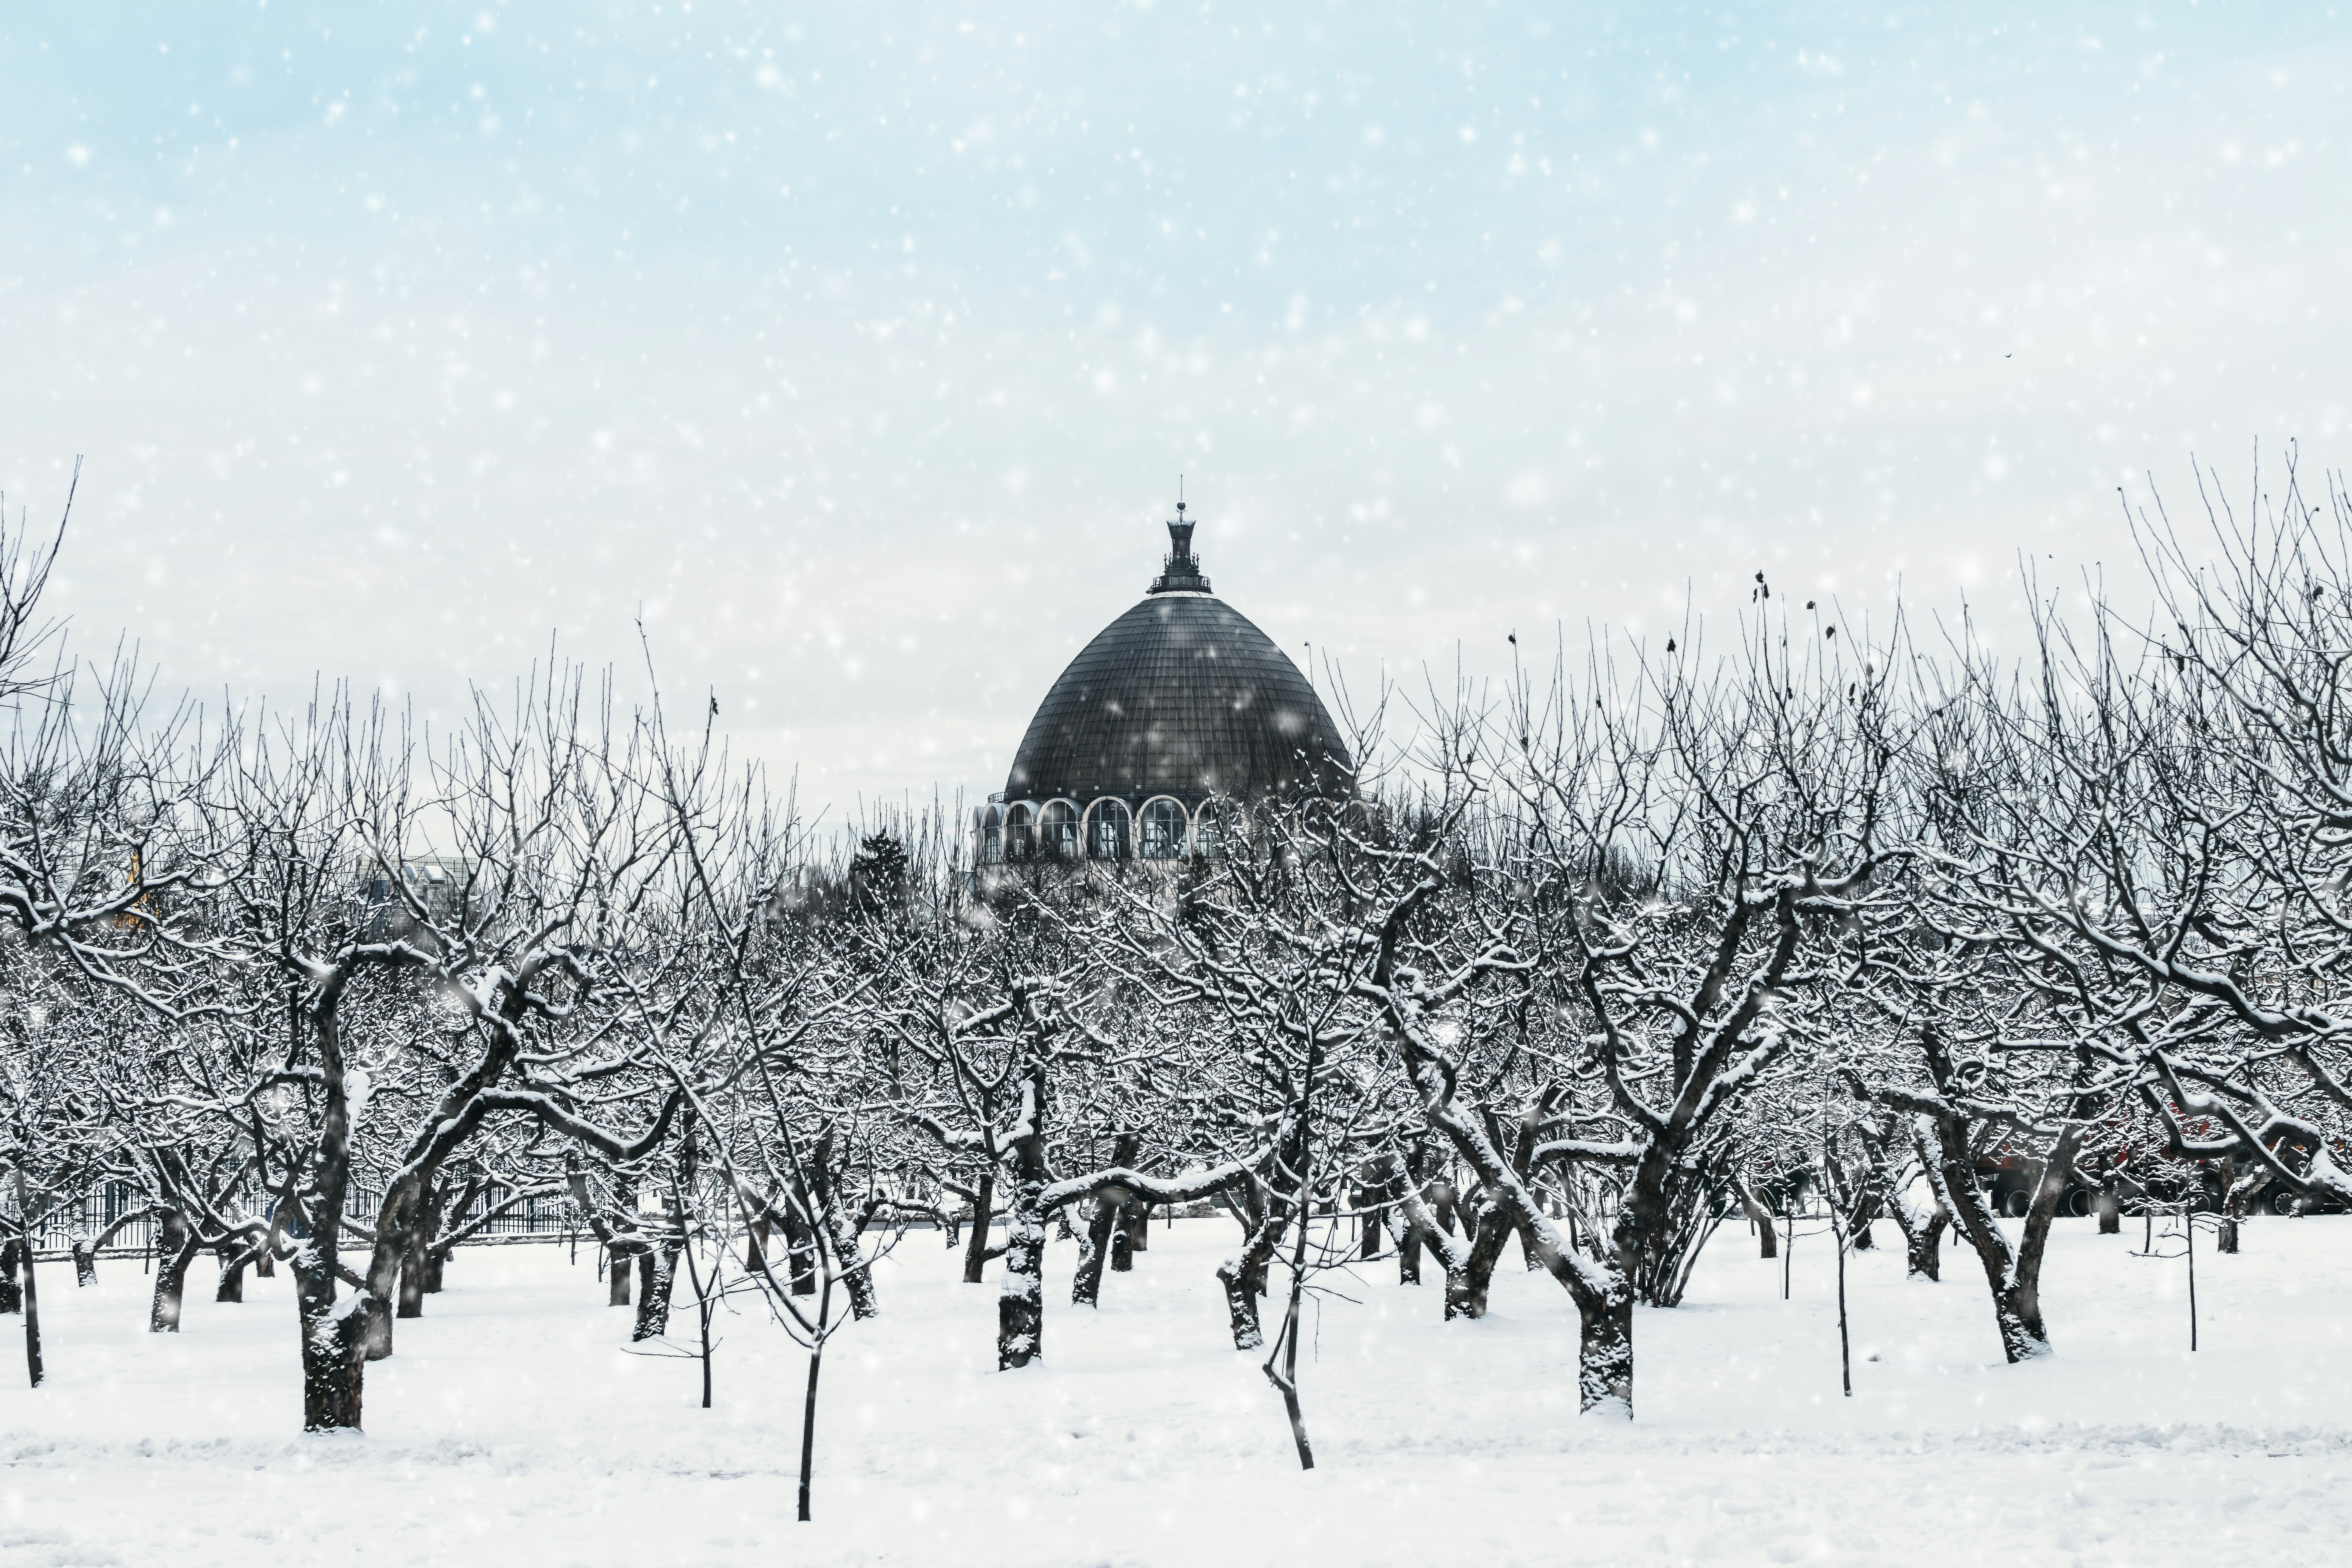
{"left": 4, "top": 1214, "right": 2348, "bottom": 1566}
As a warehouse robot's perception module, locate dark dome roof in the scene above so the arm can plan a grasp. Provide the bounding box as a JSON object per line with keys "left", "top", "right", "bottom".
{"left": 1005, "top": 531, "right": 1353, "bottom": 806}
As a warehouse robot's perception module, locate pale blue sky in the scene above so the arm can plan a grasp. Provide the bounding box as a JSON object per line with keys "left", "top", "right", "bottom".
{"left": 5, "top": 3, "right": 2347, "bottom": 809}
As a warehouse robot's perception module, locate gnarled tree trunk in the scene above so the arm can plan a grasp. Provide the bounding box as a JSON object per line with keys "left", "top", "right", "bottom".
{"left": 296, "top": 1258, "right": 367, "bottom": 1432}
{"left": 150, "top": 1210, "right": 203, "bottom": 1332}
{"left": 958, "top": 1171, "right": 995, "bottom": 1284}
{"left": 809, "top": 1143, "right": 878, "bottom": 1322}
{"left": 2217, "top": 1155, "right": 2254, "bottom": 1254}
{"left": 1576, "top": 1285, "right": 1635, "bottom": 1417}
{"left": 214, "top": 1241, "right": 249, "bottom": 1303}
{"left": 1110, "top": 1201, "right": 1139, "bottom": 1272}
{"left": 997, "top": 1161, "right": 1047, "bottom": 1368}
{"left": 398, "top": 1172, "right": 453, "bottom": 1319}
{"left": 1866, "top": 1119, "right": 1950, "bottom": 1282}
{"left": 1072, "top": 1191, "right": 1125, "bottom": 1306}
{"left": 1385, "top": 1156, "right": 1466, "bottom": 1302}
{"left": 632, "top": 1242, "right": 681, "bottom": 1340}
{"left": 608, "top": 1243, "right": 634, "bottom": 1305}
{"left": 1073, "top": 1134, "right": 1140, "bottom": 1308}
{"left": 781, "top": 1180, "right": 819, "bottom": 1297}
{"left": 1448, "top": 1202, "right": 1516, "bottom": 1319}
{"left": 1215, "top": 1206, "right": 1285, "bottom": 1351}
{"left": 1916, "top": 1107, "right": 2077, "bottom": 1362}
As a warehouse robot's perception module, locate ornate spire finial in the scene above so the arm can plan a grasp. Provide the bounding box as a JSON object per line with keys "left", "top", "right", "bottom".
{"left": 1148, "top": 483, "right": 1212, "bottom": 595}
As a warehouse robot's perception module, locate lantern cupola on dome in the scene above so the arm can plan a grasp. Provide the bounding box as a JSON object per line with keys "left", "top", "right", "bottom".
{"left": 1148, "top": 499, "right": 1213, "bottom": 595}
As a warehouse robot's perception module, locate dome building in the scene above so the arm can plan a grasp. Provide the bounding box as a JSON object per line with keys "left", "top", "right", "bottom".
{"left": 976, "top": 503, "right": 1353, "bottom": 863}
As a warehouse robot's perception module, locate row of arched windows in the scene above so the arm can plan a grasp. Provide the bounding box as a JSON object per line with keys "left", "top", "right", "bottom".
{"left": 973, "top": 795, "right": 1237, "bottom": 863}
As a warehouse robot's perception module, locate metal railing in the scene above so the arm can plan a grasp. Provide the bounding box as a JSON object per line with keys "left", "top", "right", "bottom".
{"left": 8, "top": 1181, "right": 578, "bottom": 1259}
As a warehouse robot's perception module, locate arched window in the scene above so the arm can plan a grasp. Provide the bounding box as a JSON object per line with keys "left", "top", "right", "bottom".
{"left": 976, "top": 804, "right": 1005, "bottom": 864}
{"left": 1039, "top": 799, "right": 1081, "bottom": 859}
{"left": 1085, "top": 798, "right": 1133, "bottom": 860}
{"left": 1140, "top": 796, "right": 1188, "bottom": 859}
{"left": 1004, "top": 802, "right": 1035, "bottom": 862}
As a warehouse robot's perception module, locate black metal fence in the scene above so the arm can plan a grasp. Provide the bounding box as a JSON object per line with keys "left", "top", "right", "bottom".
{"left": 16, "top": 1181, "right": 158, "bottom": 1253}
{"left": 10, "top": 1180, "right": 577, "bottom": 1258}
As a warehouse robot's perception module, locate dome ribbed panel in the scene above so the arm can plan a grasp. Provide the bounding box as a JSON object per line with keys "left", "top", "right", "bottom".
{"left": 1005, "top": 595, "right": 1352, "bottom": 805}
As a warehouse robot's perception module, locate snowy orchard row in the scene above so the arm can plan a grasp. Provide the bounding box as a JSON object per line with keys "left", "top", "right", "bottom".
{"left": 5, "top": 459, "right": 2352, "bottom": 1503}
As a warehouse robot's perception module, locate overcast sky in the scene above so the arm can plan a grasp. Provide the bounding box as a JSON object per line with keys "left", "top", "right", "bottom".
{"left": 3, "top": 2, "right": 2346, "bottom": 817}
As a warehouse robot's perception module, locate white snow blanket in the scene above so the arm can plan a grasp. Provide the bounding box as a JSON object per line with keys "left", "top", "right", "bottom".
{"left": 1, "top": 1216, "right": 2345, "bottom": 1565}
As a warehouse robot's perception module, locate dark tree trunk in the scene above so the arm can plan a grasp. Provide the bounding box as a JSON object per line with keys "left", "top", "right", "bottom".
{"left": 744, "top": 1210, "right": 769, "bottom": 1275}
{"left": 1126, "top": 1203, "right": 1150, "bottom": 1254}
{"left": 1576, "top": 1287, "right": 1635, "bottom": 1417}
{"left": 398, "top": 1174, "right": 450, "bottom": 1319}
{"left": 1825, "top": 1151, "right": 1883, "bottom": 1254}
{"left": 795, "top": 1345, "right": 826, "bottom": 1522}
{"left": 2095, "top": 1178, "right": 2122, "bottom": 1235}
{"left": 604, "top": 1174, "right": 639, "bottom": 1305}
{"left": 1215, "top": 1208, "right": 1286, "bottom": 1352}
{"left": 608, "top": 1242, "right": 634, "bottom": 1305}
{"left": 2217, "top": 1158, "right": 2249, "bottom": 1254}
{"left": 0, "top": 1240, "right": 19, "bottom": 1314}
{"left": 1430, "top": 1181, "right": 1459, "bottom": 1236}
{"left": 1107, "top": 1199, "right": 1137, "bottom": 1274}
{"left": 1402, "top": 1053, "right": 1634, "bottom": 1414}
{"left": 632, "top": 1244, "right": 680, "bottom": 1340}
{"left": 425, "top": 1179, "right": 460, "bottom": 1294}
{"left": 1073, "top": 1134, "right": 1139, "bottom": 1308}
{"left": 1903, "top": 1210, "right": 1949, "bottom": 1282}
{"left": 15, "top": 1191, "right": 40, "bottom": 1390}
{"left": 782, "top": 1186, "right": 819, "bottom": 1297}
{"left": 296, "top": 1264, "right": 367, "bottom": 1432}
{"left": 995, "top": 1058, "right": 1054, "bottom": 1370}
{"left": 397, "top": 1230, "right": 429, "bottom": 1317}
{"left": 2214, "top": 1155, "right": 2243, "bottom": 1254}
{"left": 960, "top": 1169, "right": 995, "bottom": 1285}
{"left": 1923, "top": 1112, "right": 2075, "bottom": 1363}
{"left": 1208, "top": 1176, "right": 1274, "bottom": 1347}
{"left": 1448, "top": 1203, "right": 1515, "bottom": 1320}
{"left": 359, "top": 1177, "right": 421, "bottom": 1362}
{"left": 997, "top": 1161, "right": 1047, "bottom": 1368}
{"left": 1371, "top": 1152, "right": 1446, "bottom": 1290}
{"left": 809, "top": 1155, "right": 878, "bottom": 1322}
{"left": 150, "top": 1212, "right": 202, "bottom": 1332}
{"left": 1867, "top": 1117, "right": 1951, "bottom": 1281}
{"left": 215, "top": 1243, "right": 249, "bottom": 1303}
{"left": 1073, "top": 1193, "right": 1124, "bottom": 1307}
{"left": 289, "top": 969, "right": 365, "bottom": 1432}
{"left": 365, "top": 1159, "right": 473, "bottom": 1358}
